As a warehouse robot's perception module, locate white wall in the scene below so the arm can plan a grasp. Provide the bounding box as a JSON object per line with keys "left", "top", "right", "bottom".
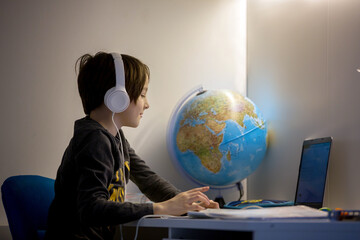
{"left": 0, "top": 0, "right": 247, "bottom": 227}
{"left": 247, "top": 0, "right": 360, "bottom": 209}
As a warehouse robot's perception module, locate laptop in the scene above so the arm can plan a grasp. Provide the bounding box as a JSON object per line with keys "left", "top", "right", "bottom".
{"left": 189, "top": 137, "right": 333, "bottom": 217}
{"left": 293, "top": 136, "right": 333, "bottom": 208}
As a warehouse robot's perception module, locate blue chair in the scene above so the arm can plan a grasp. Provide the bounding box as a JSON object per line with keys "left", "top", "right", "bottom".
{"left": 1, "top": 175, "right": 55, "bottom": 240}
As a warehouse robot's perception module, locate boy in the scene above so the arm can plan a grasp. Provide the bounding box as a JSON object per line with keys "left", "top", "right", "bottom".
{"left": 45, "top": 52, "right": 218, "bottom": 240}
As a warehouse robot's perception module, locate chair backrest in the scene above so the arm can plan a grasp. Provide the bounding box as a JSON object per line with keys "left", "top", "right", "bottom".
{"left": 1, "top": 175, "right": 55, "bottom": 240}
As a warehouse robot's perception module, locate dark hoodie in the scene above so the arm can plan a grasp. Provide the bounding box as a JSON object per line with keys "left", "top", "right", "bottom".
{"left": 45, "top": 117, "right": 180, "bottom": 240}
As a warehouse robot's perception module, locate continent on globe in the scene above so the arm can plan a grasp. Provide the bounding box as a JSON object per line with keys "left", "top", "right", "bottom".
{"left": 177, "top": 123, "right": 223, "bottom": 173}
{"left": 168, "top": 88, "right": 267, "bottom": 187}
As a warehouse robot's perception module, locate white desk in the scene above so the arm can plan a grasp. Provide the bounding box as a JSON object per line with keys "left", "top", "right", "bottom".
{"left": 126, "top": 217, "right": 360, "bottom": 240}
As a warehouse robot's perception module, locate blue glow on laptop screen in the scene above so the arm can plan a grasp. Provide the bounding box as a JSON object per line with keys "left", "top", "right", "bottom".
{"left": 296, "top": 142, "right": 331, "bottom": 203}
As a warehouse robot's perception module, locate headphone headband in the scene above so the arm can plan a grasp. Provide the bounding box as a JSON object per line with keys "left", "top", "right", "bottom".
{"left": 110, "top": 53, "right": 126, "bottom": 91}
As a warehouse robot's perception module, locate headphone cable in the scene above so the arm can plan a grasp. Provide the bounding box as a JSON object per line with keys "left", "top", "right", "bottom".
{"left": 112, "top": 112, "right": 126, "bottom": 199}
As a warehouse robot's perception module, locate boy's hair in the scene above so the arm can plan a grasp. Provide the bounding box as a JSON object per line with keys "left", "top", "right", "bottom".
{"left": 76, "top": 52, "right": 150, "bottom": 115}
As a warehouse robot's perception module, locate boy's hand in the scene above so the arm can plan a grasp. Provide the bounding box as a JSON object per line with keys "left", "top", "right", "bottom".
{"left": 153, "top": 186, "right": 219, "bottom": 216}
{"left": 198, "top": 199, "right": 219, "bottom": 209}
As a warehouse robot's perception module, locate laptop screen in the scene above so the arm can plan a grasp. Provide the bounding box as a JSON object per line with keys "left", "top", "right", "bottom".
{"left": 294, "top": 137, "right": 332, "bottom": 208}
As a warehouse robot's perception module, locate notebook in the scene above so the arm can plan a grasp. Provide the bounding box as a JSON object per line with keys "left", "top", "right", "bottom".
{"left": 225, "top": 137, "right": 333, "bottom": 209}
{"left": 188, "top": 137, "right": 333, "bottom": 218}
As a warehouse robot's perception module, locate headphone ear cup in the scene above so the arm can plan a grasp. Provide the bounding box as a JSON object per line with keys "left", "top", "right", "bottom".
{"left": 105, "top": 53, "right": 130, "bottom": 113}
{"left": 104, "top": 87, "right": 130, "bottom": 113}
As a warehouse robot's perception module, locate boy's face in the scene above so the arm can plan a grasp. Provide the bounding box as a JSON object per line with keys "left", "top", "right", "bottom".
{"left": 121, "top": 77, "right": 150, "bottom": 128}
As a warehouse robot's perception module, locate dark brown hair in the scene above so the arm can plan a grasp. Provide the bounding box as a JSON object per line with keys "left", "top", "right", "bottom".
{"left": 76, "top": 52, "right": 150, "bottom": 115}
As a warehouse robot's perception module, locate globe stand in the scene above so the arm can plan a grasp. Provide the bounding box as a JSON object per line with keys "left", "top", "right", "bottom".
{"left": 214, "top": 196, "right": 226, "bottom": 208}
{"left": 213, "top": 181, "right": 244, "bottom": 208}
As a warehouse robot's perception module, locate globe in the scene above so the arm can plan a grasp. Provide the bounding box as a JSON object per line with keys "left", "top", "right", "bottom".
{"left": 167, "top": 87, "right": 268, "bottom": 187}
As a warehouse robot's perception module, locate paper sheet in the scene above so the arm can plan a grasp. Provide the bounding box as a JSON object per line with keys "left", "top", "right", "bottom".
{"left": 188, "top": 205, "right": 328, "bottom": 220}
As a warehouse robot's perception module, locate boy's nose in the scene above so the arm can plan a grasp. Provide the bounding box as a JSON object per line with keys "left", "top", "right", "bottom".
{"left": 144, "top": 100, "right": 150, "bottom": 110}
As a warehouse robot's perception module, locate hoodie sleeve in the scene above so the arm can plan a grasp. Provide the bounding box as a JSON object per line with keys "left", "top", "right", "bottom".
{"left": 75, "top": 131, "right": 153, "bottom": 226}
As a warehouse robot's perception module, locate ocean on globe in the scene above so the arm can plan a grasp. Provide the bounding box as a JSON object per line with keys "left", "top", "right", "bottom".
{"left": 167, "top": 88, "right": 268, "bottom": 187}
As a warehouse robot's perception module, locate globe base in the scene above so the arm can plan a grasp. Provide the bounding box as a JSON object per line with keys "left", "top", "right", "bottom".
{"left": 214, "top": 196, "right": 226, "bottom": 208}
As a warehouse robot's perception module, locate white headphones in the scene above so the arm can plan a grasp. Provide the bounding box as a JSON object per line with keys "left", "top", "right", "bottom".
{"left": 104, "top": 53, "right": 130, "bottom": 113}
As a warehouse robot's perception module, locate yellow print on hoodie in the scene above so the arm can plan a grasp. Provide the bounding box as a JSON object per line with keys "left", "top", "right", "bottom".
{"left": 108, "top": 169, "right": 125, "bottom": 202}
